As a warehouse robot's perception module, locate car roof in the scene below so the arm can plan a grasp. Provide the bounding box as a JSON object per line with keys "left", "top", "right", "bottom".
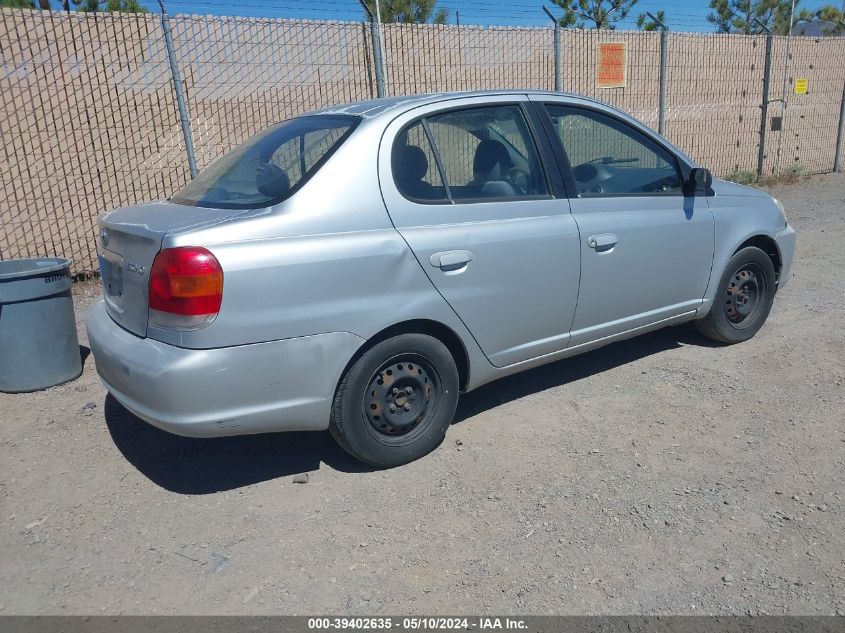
{"left": 311, "top": 89, "right": 606, "bottom": 120}
{"left": 310, "top": 89, "right": 697, "bottom": 167}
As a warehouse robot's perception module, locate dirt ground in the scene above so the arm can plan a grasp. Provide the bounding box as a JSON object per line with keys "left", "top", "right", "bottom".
{"left": 1, "top": 174, "right": 843, "bottom": 616}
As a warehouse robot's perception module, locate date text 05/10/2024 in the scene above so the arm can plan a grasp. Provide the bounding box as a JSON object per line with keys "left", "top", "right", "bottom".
{"left": 307, "top": 617, "right": 528, "bottom": 630}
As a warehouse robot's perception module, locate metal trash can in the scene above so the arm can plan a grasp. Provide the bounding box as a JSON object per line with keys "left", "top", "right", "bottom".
{"left": 0, "top": 257, "right": 82, "bottom": 393}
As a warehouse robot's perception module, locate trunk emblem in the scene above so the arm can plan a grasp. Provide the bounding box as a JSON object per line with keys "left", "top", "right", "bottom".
{"left": 126, "top": 262, "right": 146, "bottom": 276}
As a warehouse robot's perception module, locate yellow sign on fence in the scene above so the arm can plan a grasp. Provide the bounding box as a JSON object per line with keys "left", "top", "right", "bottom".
{"left": 795, "top": 78, "right": 808, "bottom": 94}
{"left": 597, "top": 42, "right": 627, "bottom": 89}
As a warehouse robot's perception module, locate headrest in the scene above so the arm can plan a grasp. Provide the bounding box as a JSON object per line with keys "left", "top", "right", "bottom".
{"left": 473, "top": 139, "right": 512, "bottom": 180}
{"left": 394, "top": 145, "right": 429, "bottom": 182}
{"left": 256, "top": 163, "right": 290, "bottom": 198}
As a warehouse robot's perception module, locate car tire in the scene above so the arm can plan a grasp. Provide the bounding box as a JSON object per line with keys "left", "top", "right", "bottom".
{"left": 329, "top": 333, "right": 459, "bottom": 468}
{"left": 695, "top": 246, "right": 777, "bottom": 344}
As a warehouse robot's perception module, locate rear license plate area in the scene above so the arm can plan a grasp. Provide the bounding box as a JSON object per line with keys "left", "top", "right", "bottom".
{"left": 99, "top": 249, "right": 124, "bottom": 310}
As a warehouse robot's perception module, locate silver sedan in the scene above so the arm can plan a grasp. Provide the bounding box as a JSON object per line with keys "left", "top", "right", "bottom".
{"left": 87, "top": 90, "right": 796, "bottom": 467}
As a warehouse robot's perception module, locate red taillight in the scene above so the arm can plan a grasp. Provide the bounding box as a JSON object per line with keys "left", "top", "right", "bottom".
{"left": 148, "top": 247, "right": 223, "bottom": 330}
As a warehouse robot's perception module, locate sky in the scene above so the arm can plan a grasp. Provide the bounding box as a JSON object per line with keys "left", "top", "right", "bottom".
{"left": 43, "top": 0, "right": 841, "bottom": 31}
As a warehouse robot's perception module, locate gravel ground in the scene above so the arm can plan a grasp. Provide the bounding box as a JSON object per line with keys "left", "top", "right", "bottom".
{"left": 1, "top": 174, "right": 843, "bottom": 616}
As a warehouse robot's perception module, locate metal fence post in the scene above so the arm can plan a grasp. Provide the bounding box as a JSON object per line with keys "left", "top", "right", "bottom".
{"left": 358, "top": 1, "right": 386, "bottom": 98}
{"left": 834, "top": 78, "right": 845, "bottom": 172}
{"left": 647, "top": 12, "right": 668, "bottom": 136}
{"left": 157, "top": 0, "right": 197, "bottom": 179}
{"left": 754, "top": 19, "right": 773, "bottom": 180}
{"left": 543, "top": 6, "right": 561, "bottom": 92}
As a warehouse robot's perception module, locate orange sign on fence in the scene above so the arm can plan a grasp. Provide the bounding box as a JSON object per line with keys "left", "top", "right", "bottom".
{"left": 596, "top": 42, "right": 627, "bottom": 89}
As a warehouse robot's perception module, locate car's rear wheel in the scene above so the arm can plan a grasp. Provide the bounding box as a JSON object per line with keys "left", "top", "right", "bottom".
{"left": 329, "top": 334, "right": 459, "bottom": 467}
{"left": 695, "top": 246, "right": 777, "bottom": 344}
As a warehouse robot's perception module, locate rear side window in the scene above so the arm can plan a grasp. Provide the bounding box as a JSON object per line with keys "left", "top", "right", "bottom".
{"left": 393, "top": 105, "right": 549, "bottom": 204}
{"left": 172, "top": 115, "right": 359, "bottom": 209}
{"left": 391, "top": 122, "right": 448, "bottom": 203}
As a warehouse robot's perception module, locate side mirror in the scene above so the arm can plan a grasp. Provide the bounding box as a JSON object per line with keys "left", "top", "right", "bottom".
{"left": 687, "top": 167, "right": 713, "bottom": 192}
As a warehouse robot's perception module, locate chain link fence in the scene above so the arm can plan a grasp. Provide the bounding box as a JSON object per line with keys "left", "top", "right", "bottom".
{"left": 1, "top": 10, "right": 188, "bottom": 271}
{"left": 766, "top": 35, "right": 845, "bottom": 176}
{"left": 171, "top": 15, "right": 376, "bottom": 168}
{"left": 2, "top": 7, "right": 845, "bottom": 274}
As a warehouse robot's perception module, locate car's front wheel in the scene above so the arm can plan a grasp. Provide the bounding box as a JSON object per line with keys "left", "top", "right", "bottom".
{"left": 329, "top": 334, "right": 459, "bottom": 468}
{"left": 695, "top": 246, "right": 777, "bottom": 344}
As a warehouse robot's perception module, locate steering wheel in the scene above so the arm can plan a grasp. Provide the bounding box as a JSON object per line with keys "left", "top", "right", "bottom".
{"left": 642, "top": 176, "right": 680, "bottom": 193}
{"left": 506, "top": 166, "right": 531, "bottom": 195}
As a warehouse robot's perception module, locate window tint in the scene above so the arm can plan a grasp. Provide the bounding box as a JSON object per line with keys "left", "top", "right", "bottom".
{"left": 425, "top": 120, "right": 477, "bottom": 191}
{"left": 391, "top": 122, "right": 448, "bottom": 202}
{"left": 425, "top": 105, "right": 548, "bottom": 202}
{"left": 269, "top": 126, "right": 350, "bottom": 184}
{"left": 545, "top": 105, "right": 682, "bottom": 197}
{"left": 171, "top": 115, "right": 358, "bottom": 209}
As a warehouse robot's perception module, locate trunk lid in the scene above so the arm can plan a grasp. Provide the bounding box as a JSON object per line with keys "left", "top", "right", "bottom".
{"left": 97, "top": 200, "right": 246, "bottom": 336}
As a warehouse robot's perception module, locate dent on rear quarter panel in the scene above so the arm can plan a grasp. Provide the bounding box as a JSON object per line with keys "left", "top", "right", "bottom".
{"left": 207, "top": 228, "right": 478, "bottom": 346}
{"left": 152, "top": 117, "right": 489, "bottom": 385}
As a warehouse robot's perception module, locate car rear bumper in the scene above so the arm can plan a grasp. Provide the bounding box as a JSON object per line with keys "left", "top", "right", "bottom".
{"left": 775, "top": 224, "right": 796, "bottom": 289}
{"left": 86, "top": 299, "right": 364, "bottom": 437}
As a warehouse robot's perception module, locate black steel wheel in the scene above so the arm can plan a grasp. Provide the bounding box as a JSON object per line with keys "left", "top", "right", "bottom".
{"left": 330, "top": 334, "right": 459, "bottom": 467}
{"left": 724, "top": 263, "right": 768, "bottom": 327}
{"left": 695, "top": 246, "right": 777, "bottom": 344}
{"left": 363, "top": 356, "right": 437, "bottom": 443}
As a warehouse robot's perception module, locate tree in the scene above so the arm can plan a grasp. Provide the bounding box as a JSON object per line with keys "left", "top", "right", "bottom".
{"left": 706, "top": 0, "right": 800, "bottom": 35}
{"left": 794, "top": 4, "right": 845, "bottom": 35}
{"left": 0, "top": 0, "right": 145, "bottom": 14}
{"left": 74, "top": 0, "right": 146, "bottom": 11}
{"left": 551, "top": 0, "right": 639, "bottom": 29}
{"left": 362, "top": 0, "right": 448, "bottom": 24}
{"left": 1, "top": 0, "right": 36, "bottom": 8}
{"left": 636, "top": 9, "right": 665, "bottom": 31}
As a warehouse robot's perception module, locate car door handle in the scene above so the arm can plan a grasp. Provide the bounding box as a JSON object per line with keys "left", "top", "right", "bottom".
{"left": 430, "top": 250, "right": 474, "bottom": 272}
{"left": 587, "top": 233, "right": 618, "bottom": 252}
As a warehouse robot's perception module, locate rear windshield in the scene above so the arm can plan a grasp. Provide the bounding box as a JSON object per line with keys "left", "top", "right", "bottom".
{"left": 171, "top": 114, "right": 359, "bottom": 209}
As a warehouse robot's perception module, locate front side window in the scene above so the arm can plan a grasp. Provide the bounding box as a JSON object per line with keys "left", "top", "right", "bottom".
{"left": 392, "top": 105, "right": 549, "bottom": 204}
{"left": 545, "top": 105, "right": 682, "bottom": 197}
{"left": 172, "top": 115, "right": 359, "bottom": 209}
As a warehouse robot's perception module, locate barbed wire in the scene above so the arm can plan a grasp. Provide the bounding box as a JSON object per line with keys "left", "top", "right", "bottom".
{"left": 29, "top": 0, "right": 749, "bottom": 32}
{"left": 137, "top": 0, "right": 717, "bottom": 31}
